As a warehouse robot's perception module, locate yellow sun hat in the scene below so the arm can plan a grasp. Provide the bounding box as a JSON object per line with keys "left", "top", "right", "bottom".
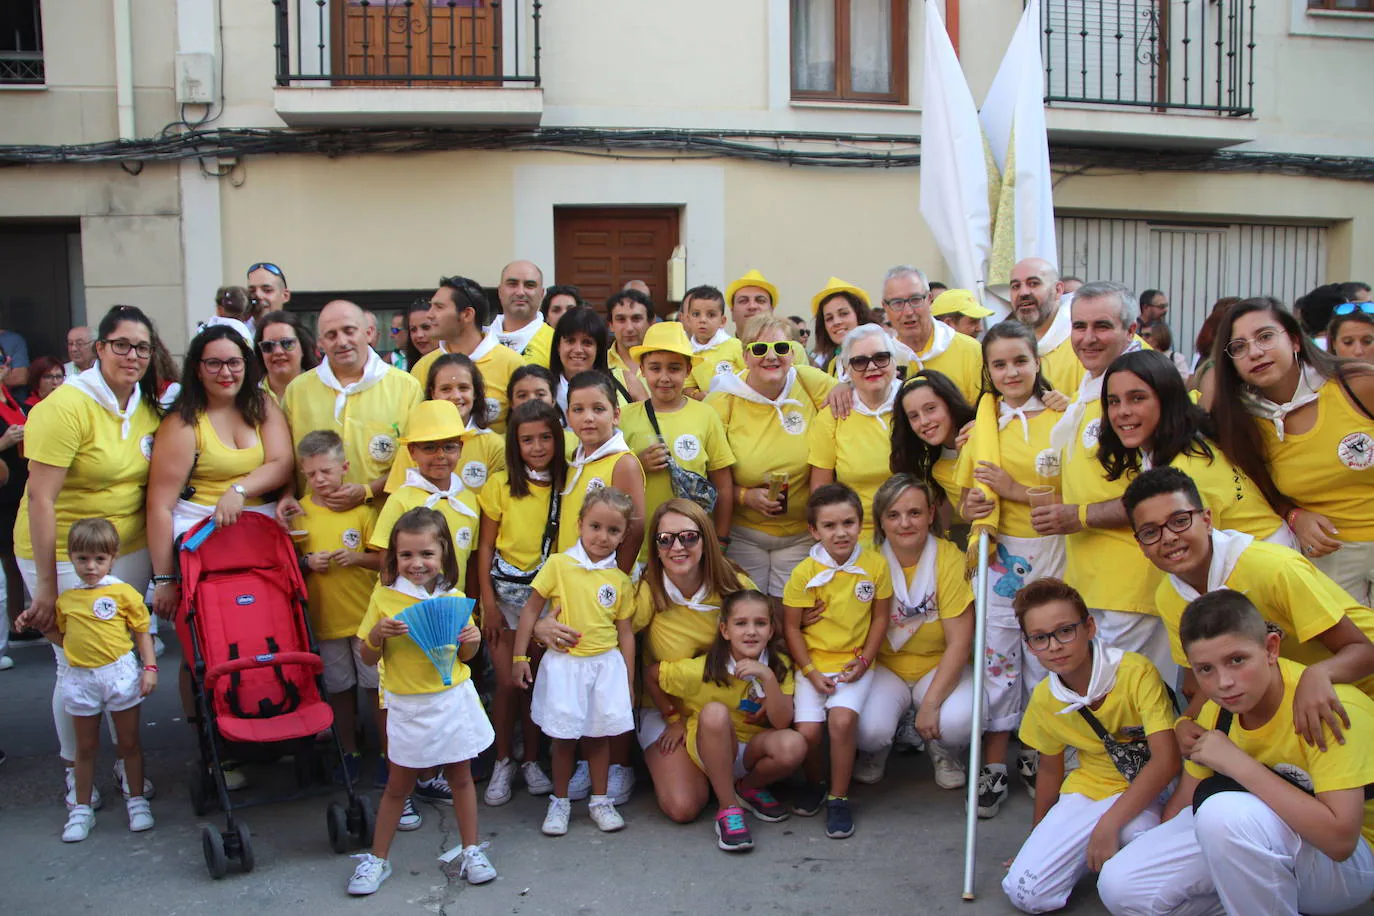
{"left": 931, "top": 288, "right": 994, "bottom": 319}
{"left": 629, "top": 321, "right": 701, "bottom": 364}
{"left": 400, "top": 399, "right": 466, "bottom": 444}
{"left": 725, "top": 269, "right": 780, "bottom": 310}
{"left": 810, "top": 277, "right": 872, "bottom": 316}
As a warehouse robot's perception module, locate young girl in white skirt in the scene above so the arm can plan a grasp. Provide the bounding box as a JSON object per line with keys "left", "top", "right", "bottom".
{"left": 348, "top": 507, "right": 496, "bottom": 896}
{"left": 512, "top": 486, "right": 637, "bottom": 837}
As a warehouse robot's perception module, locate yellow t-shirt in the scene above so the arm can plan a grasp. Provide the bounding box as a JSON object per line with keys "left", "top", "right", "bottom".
{"left": 557, "top": 447, "right": 644, "bottom": 552}
{"left": 1258, "top": 380, "right": 1374, "bottom": 539}
{"left": 1040, "top": 339, "right": 1085, "bottom": 396}
{"left": 782, "top": 547, "right": 893, "bottom": 672}
{"left": 282, "top": 366, "right": 423, "bottom": 492}
{"left": 15, "top": 384, "right": 160, "bottom": 561}
{"left": 1062, "top": 400, "right": 1160, "bottom": 615}
{"left": 620, "top": 399, "right": 735, "bottom": 561}
{"left": 685, "top": 337, "right": 744, "bottom": 394}
{"left": 1187, "top": 658, "right": 1374, "bottom": 852}
{"left": 187, "top": 412, "right": 266, "bottom": 507}
{"left": 298, "top": 495, "right": 379, "bottom": 640}
{"left": 1020, "top": 651, "right": 1177, "bottom": 801}
{"left": 478, "top": 471, "right": 554, "bottom": 572}
{"left": 356, "top": 584, "right": 471, "bottom": 694}
{"left": 957, "top": 407, "right": 1060, "bottom": 539}
{"left": 634, "top": 574, "right": 759, "bottom": 663}
{"left": 1170, "top": 443, "right": 1284, "bottom": 540}
{"left": 411, "top": 340, "right": 526, "bottom": 434}
{"left": 519, "top": 322, "right": 555, "bottom": 370}
{"left": 658, "top": 654, "right": 796, "bottom": 769}
{"left": 877, "top": 538, "right": 973, "bottom": 683}
{"left": 1156, "top": 539, "right": 1374, "bottom": 694}
{"left": 808, "top": 405, "right": 895, "bottom": 536}
{"left": 910, "top": 331, "right": 983, "bottom": 405}
{"left": 383, "top": 423, "right": 507, "bottom": 495}
{"left": 707, "top": 370, "right": 836, "bottom": 537}
{"left": 932, "top": 450, "right": 962, "bottom": 517}
{"left": 56, "top": 581, "right": 150, "bottom": 668}
{"left": 368, "top": 479, "right": 479, "bottom": 591}
{"left": 530, "top": 552, "right": 633, "bottom": 657}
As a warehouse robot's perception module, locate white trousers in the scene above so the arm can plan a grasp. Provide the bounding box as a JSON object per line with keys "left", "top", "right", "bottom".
{"left": 1313, "top": 539, "right": 1374, "bottom": 607}
{"left": 1003, "top": 791, "right": 1162, "bottom": 914}
{"left": 856, "top": 663, "right": 978, "bottom": 753}
{"left": 1091, "top": 609, "right": 1177, "bottom": 689}
{"left": 1098, "top": 796, "right": 1374, "bottom": 916}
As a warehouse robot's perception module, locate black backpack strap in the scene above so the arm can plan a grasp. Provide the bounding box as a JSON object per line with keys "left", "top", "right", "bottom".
{"left": 1075, "top": 705, "right": 1111, "bottom": 739}
{"left": 1214, "top": 708, "right": 1233, "bottom": 734}
{"left": 1337, "top": 370, "right": 1374, "bottom": 422}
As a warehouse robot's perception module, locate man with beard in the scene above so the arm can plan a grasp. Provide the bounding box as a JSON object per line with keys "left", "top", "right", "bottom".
{"left": 1008, "top": 257, "right": 1083, "bottom": 393}
{"left": 490, "top": 260, "right": 553, "bottom": 368}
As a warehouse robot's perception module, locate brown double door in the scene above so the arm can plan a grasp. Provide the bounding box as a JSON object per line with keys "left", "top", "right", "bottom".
{"left": 553, "top": 207, "right": 680, "bottom": 316}
{"left": 334, "top": 0, "right": 498, "bottom": 85}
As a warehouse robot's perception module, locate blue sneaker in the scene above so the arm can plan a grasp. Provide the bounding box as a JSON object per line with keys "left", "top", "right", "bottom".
{"left": 825, "top": 797, "right": 854, "bottom": 839}
{"left": 374, "top": 758, "right": 389, "bottom": 789}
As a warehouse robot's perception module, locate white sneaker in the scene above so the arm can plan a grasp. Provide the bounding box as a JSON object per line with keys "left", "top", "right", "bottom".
{"left": 567, "top": 760, "right": 591, "bottom": 801}
{"left": 893, "top": 706, "right": 924, "bottom": 752}
{"left": 607, "top": 763, "right": 635, "bottom": 805}
{"left": 484, "top": 758, "right": 517, "bottom": 806}
{"left": 64, "top": 769, "right": 103, "bottom": 811}
{"left": 458, "top": 844, "right": 497, "bottom": 885}
{"left": 114, "top": 760, "right": 156, "bottom": 800}
{"left": 0, "top": 655, "right": 14, "bottom": 671}
{"left": 541, "top": 796, "right": 571, "bottom": 836}
{"left": 521, "top": 760, "right": 553, "bottom": 796}
{"left": 397, "top": 796, "right": 423, "bottom": 831}
{"left": 1017, "top": 749, "right": 1039, "bottom": 799}
{"left": 927, "top": 742, "right": 967, "bottom": 790}
{"left": 62, "top": 804, "right": 95, "bottom": 842}
{"left": 347, "top": 853, "right": 392, "bottom": 895}
{"left": 126, "top": 796, "right": 154, "bottom": 832}
{"left": 588, "top": 795, "right": 625, "bottom": 833}
{"left": 852, "top": 747, "right": 890, "bottom": 785}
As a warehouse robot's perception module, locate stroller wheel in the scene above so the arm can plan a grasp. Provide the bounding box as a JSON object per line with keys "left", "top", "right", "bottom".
{"left": 356, "top": 794, "right": 376, "bottom": 846}
{"left": 189, "top": 767, "right": 213, "bottom": 816}
{"left": 327, "top": 802, "right": 349, "bottom": 854}
{"left": 201, "top": 825, "right": 229, "bottom": 880}
{"left": 234, "top": 822, "right": 255, "bottom": 874}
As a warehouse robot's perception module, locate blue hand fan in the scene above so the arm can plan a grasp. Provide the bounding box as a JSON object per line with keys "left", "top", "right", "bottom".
{"left": 396, "top": 595, "right": 476, "bottom": 686}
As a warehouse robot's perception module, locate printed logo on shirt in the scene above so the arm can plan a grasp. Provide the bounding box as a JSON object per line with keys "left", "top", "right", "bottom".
{"left": 781, "top": 411, "right": 807, "bottom": 436}
{"left": 498, "top": 335, "right": 516, "bottom": 351}
{"left": 1034, "top": 448, "right": 1062, "bottom": 479}
{"left": 673, "top": 434, "right": 702, "bottom": 462}
{"left": 461, "top": 461, "right": 489, "bottom": 488}
{"left": 854, "top": 579, "right": 876, "bottom": 603}
{"left": 1272, "top": 763, "right": 1314, "bottom": 793}
{"left": 597, "top": 583, "right": 618, "bottom": 608}
{"left": 586, "top": 477, "right": 606, "bottom": 494}
{"left": 367, "top": 433, "right": 397, "bottom": 464}
{"left": 893, "top": 591, "right": 937, "bottom": 622}
{"left": 342, "top": 528, "right": 362, "bottom": 550}
{"left": 139, "top": 434, "right": 154, "bottom": 461}
{"left": 455, "top": 526, "right": 473, "bottom": 550}
{"left": 485, "top": 397, "right": 503, "bottom": 421}
{"left": 91, "top": 596, "right": 118, "bottom": 620}
{"left": 1337, "top": 432, "right": 1374, "bottom": 471}
{"left": 1081, "top": 418, "right": 1101, "bottom": 451}
{"left": 714, "top": 360, "right": 734, "bottom": 376}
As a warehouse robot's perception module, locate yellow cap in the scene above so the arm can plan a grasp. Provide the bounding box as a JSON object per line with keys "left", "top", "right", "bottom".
{"left": 400, "top": 399, "right": 465, "bottom": 444}
{"left": 931, "top": 289, "right": 994, "bottom": 319}
{"left": 629, "top": 321, "right": 701, "bottom": 364}
{"left": 725, "top": 269, "right": 780, "bottom": 310}
{"left": 810, "top": 277, "right": 872, "bottom": 315}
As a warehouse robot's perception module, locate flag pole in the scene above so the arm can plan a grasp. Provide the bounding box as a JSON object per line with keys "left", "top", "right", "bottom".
{"left": 962, "top": 529, "right": 991, "bottom": 900}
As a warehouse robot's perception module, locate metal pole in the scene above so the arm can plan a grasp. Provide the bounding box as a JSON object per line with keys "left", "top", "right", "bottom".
{"left": 961, "top": 529, "right": 991, "bottom": 900}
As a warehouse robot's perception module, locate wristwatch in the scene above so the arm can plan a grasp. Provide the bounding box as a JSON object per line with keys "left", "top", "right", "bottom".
{"left": 231, "top": 484, "right": 247, "bottom": 497}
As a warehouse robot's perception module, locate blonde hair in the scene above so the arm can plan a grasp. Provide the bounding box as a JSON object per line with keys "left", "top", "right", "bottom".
{"left": 581, "top": 486, "right": 634, "bottom": 525}
{"left": 740, "top": 314, "right": 797, "bottom": 345}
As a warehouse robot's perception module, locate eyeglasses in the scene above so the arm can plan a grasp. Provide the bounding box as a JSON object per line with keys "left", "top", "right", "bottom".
{"left": 414, "top": 442, "right": 462, "bottom": 455}
{"left": 41, "top": 372, "right": 65, "bottom": 382}
{"left": 1335, "top": 301, "right": 1374, "bottom": 317}
{"left": 201, "top": 357, "right": 246, "bottom": 374}
{"left": 1223, "top": 328, "right": 1283, "bottom": 360}
{"left": 797, "top": 329, "right": 811, "bottom": 340}
{"left": 882, "top": 294, "right": 929, "bottom": 312}
{"left": 746, "top": 341, "right": 792, "bottom": 358}
{"left": 1024, "top": 621, "right": 1086, "bottom": 652}
{"left": 102, "top": 338, "right": 153, "bottom": 359}
{"left": 247, "top": 262, "right": 286, "bottom": 282}
{"left": 258, "top": 338, "right": 299, "bottom": 354}
{"left": 848, "top": 351, "right": 893, "bottom": 372}
{"left": 1133, "top": 509, "right": 1202, "bottom": 545}
{"left": 653, "top": 530, "right": 702, "bottom": 549}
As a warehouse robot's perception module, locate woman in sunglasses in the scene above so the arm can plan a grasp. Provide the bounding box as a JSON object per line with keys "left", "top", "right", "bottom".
{"left": 254, "top": 310, "right": 318, "bottom": 407}
{"left": 808, "top": 324, "right": 900, "bottom": 537}
{"left": 1331, "top": 300, "right": 1374, "bottom": 362}
{"left": 707, "top": 315, "right": 835, "bottom": 599}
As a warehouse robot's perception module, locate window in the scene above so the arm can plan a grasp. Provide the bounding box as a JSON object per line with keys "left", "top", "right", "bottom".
{"left": 1308, "top": 0, "right": 1374, "bottom": 9}
{"left": 0, "top": 0, "right": 44, "bottom": 85}
{"left": 791, "top": 0, "right": 908, "bottom": 104}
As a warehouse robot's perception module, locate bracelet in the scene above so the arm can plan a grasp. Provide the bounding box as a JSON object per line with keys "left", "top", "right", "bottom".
{"left": 152, "top": 574, "right": 180, "bottom": 585}
{"left": 663, "top": 712, "right": 683, "bottom": 725}
{"left": 1076, "top": 503, "right": 1090, "bottom": 527}
{"left": 512, "top": 655, "right": 532, "bottom": 663}
{"left": 854, "top": 652, "right": 870, "bottom": 668}
{"left": 364, "top": 636, "right": 382, "bottom": 652}
{"left": 1285, "top": 508, "right": 1303, "bottom": 528}
{"left": 143, "top": 665, "right": 158, "bottom": 672}
{"left": 1172, "top": 714, "right": 1194, "bottom": 729}
{"left": 736, "top": 487, "right": 748, "bottom": 507}
{"left": 801, "top": 663, "right": 817, "bottom": 676}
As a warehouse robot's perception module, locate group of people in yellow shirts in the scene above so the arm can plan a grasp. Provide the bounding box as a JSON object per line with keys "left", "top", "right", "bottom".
{"left": 10, "top": 258, "right": 1374, "bottom": 912}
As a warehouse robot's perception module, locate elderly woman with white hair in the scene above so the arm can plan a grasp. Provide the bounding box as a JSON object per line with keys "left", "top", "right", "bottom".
{"left": 808, "top": 323, "right": 902, "bottom": 537}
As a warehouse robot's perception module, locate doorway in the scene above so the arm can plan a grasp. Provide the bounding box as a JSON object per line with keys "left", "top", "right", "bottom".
{"left": 553, "top": 207, "right": 681, "bottom": 315}
{"left": 0, "top": 222, "right": 80, "bottom": 369}
{"left": 333, "top": 0, "right": 500, "bottom": 85}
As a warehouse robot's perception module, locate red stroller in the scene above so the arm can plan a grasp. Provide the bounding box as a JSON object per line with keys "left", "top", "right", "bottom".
{"left": 177, "top": 512, "right": 373, "bottom": 878}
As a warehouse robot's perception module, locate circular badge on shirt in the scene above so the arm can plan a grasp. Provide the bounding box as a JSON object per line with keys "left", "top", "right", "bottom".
{"left": 673, "top": 434, "right": 702, "bottom": 462}
{"left": 461, "top": 461, "right": 489, "bottom": 488}
{"left": 455, "top": 526, "right": 473, "bottom": 549}
{"left": 1034, "top": 448, "right": 1062, "bottom": 479}
{"left": 586, "top": 477, "right": 606, "bottom": 494}
{"left": 781, "top": 411, "right": 807, "bottom": 436}
{"left": 854, "top": 579, "right": 876, "bottom": 603}
{"left": 92, "top": 596, "right": 118, "bottom": 620}
{"left": 714, "top": 360, "right": 734, "bottom": 376}
{"left": 139, "top": 434, "right": 154, "bottom": 461}
{"left": 342, "top": 528, "right": 362, "bottom": 550}
{"left": 367, "top": 433, "right": 396, "bottom": 464}
{"left": 485, "top": 397, "right": 502, "bottom": 421}
{"left": 1081, "top": 418, "right": 1101, "bottom": 451}
{"left": 1337, "top": 432, "right": 1374, "bottom": 471}
{"left": 597, "top": 583, "right": 618, "bottom": 608}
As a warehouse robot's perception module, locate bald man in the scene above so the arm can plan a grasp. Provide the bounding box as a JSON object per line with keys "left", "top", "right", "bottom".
{"left": 491, "top": 259, "right": 554, "bottom": 368}
{"left": 1009, "top": 257, "right": 1083, "bottom": 393}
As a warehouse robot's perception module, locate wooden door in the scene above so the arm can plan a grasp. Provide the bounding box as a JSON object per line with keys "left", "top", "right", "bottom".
{"left": 334, "top": 0, "right": 499, "bottom": 86}
{"left": 553, "top": 208, "right": 681, "bottom": 315}
{"left": 0, "top": 223, "right": 74, "bottom": 371}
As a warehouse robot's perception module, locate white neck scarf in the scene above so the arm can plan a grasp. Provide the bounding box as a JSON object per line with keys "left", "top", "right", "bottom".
{"left": 1049, "top": 637, "right": 1124, "bottom": 714}
{"left": 726, "top": 648, "right": 770, "bottom": 678}
{"left": 1167, "top": 527, "right": 1254, "bottom": 603}
{"left": 490, "top": 312, "right": 545, "bottom": 355}
{"left": 563, "top": 431, "right": 630, "bottom": 495}
{"left": 1049, "top": 337, "right": 1141, "bottom": 453}
{"left": 316, "top": 348, "right": 390, "bottom": 421}
{"left": 1036, "top": 299, "right": 1073, "bottom": 357}
{"left": 910, "top": 319, "right": 956, "bottom": 367}
{"left": 527, "top": 468, "right": 552, "bottom": 483}
{"left": 882, "top": 536, "right": 939, "bottom": 652}
{"left": 690, "top": 328, "right": 731, "bottom": 353}
{"left": 664, "top": 575, "right": 716, "bottom": 613}
{"left": 403, "top": 469, "right": 478, "bottom": 518}
{"left": 77, "top": 574, "right": 122, "bottom": 590}
{"left": 999, "top": 395, "right": 1046, "bottom": 442}
{"left": 68, "top": 365, "right": 142, "bottom": 440}
{"left": 555, "top": 376, "right": 571, "bottom": 415}
{"left": 712, "top": 367, "right": 804, "bottom": 430}
{"left": 443, "top": 331, "right": 500, "bottom": 363}
{"left": 1241, "top": 364, "right": 1326, "bottom": 441}
{"left": 850, "top": 378, "right": 901, "bottom": 431}
{"left": 803, "top": 542, "right": 868, "bottom": 590}
{"left": 836, "top": 337, "right": 915, "bottom": 383}
{"left": 567, "top": 539, "right": 620, "bottom": 571}
{"left": 388, "top": 577, "right": 450, "bottom": 601}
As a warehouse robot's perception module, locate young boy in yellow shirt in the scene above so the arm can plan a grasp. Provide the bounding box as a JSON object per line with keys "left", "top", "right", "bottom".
{"left": 1098, "top": 590, "right": 1374, "bottom": 915}
{"left": 679, "top": 286, "right": 743, "bottom": 399}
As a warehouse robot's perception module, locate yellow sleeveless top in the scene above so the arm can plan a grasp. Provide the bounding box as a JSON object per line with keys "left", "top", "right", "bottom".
{"left": 189, "top": 412, "right": 266, "bottom": 507}
{"left": 557, "top": 446, "right": 645, "bottom": 552}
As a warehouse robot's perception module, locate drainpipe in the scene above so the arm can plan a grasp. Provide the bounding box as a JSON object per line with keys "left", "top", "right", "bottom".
{"left": 946, "top": 0, "right": 960, "bottom": 57}
{"left": 113, "top": 0, "right": 135, "bottom": 139}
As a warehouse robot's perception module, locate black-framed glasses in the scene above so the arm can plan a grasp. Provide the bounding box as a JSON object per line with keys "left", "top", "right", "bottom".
{"left": 414, "top": 441, "right": 462, "bottom": 455}
{"left": 1335, "top": 301, "right": 1374, "bottom": 317}
{"left": 848, "top": 351, "right": 893, "bottom": 372}
{"left": 41, "top": 371, "right": 66, "bottom": 382}
{"left": 654, "top": 530, "right": 703, "bottom": 549}
{"left": 882, "top": 294, "right": 929, "bottom": 311}
{"left": 201, "top": 357, "right": 246, "bottom": 374}
{"left": 102, "top": 338, "right": 153, "bottom": 359}
{"left": 747, "top": 341, "right": 791, "bottom": 358}
{"left": 1133, "top": 509, "right": 1203, "bottom": 545}
{"left": 1024, "top": 621, "right": 1086, "bottom": 652}
{"left": 259, "top": 338, "right": 299, "bottom": 354}
{"left": 247, "top": 262, "right": 286, "bottom": 282}
{"left": 1223, "top": 328, "right": 1283, "bottom": 360}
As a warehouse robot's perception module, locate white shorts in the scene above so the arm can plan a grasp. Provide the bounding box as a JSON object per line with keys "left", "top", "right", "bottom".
{"left": 725, "top": 527, "right": 813, "bottom": 598}
{"left": 793, "top": 668, "right": 876, "bottom": 724}
{"left": 62, "top": 654, "right": 143, "bottom": 717}
{"left": 531, "top": 649, "right": 634, "bottom": 740}
{"left": 384, "top": 680, "right": 494, "bottom": 770}
{"left": 318, "top": 637, "right": 379, "bottom": 694}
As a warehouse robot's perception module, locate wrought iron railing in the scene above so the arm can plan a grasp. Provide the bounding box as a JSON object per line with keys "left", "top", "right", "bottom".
{"left": 1042, "top": 0, "right": 1255, "bottom": 116}
{"left": 272, "top": 0, "right": 541, "bottom": 88}
{"left": 0, "top": 51, "right": 44, "bottom": 85}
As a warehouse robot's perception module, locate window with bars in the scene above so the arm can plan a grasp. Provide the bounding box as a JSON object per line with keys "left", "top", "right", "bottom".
{"left": 790, "top": 0, "right": 908, "bottom": 104}
{"left": 1, "top": 0, "right": 43, "bottom": 85}
{"left": 1308, "top": 0, "right": 1374, "bottom": 11}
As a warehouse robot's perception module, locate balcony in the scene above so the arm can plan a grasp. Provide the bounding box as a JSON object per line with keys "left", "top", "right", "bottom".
{"left": 271, "top": 0, "right": 543, "bottom": 128}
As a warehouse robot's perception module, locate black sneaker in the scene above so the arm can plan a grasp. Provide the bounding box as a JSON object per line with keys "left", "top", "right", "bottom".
{"left": 791, "top": 782, "right": 826, "bottom": 817}
{"left": 974, "top": 766, "right": 1009, "bottom": 819}
{"left": 1016, "top": 750, "right": 1039, "bottom": 799}
{"left": 824, "top": 797, "right": 854, "bottom": 839}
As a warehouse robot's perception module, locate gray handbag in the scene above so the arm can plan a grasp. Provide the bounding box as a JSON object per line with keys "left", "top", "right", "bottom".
{"left": 645, "top": 402, "right": 717, "bottom": 511}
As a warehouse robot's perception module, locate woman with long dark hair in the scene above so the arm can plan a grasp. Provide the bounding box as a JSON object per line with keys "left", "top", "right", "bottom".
{"left": 810, "top": 282, "right": 874, "bottom": 376}
{"left": 547, "top": 305, "right": 634, "bottom": 412}
{"left": 404, "top": 299, "right": 439, "bottom": 371}
{"left": 889, "top": 369, "right": 976, "bottom": 519}
{"left": 254, "top": 310, "right": 318, "bottom": 407}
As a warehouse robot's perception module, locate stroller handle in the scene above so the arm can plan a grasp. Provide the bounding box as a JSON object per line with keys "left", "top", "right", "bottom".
{"left": 204, "top": 651, "right": 323, "bottom": 688}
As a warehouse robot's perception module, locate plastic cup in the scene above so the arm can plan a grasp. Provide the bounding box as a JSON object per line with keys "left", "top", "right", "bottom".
{"left": 1027, "top": 486, "right": 1060, "bottom": 509}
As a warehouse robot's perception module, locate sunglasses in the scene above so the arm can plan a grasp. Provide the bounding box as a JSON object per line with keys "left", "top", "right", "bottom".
{"left": 259, "top": 337, "right": 299, "bottom": 354}
{"left": 1335, "top": 301, "right": 1374, "bottom": 317}
{"left": 247, "top": 262, "right": 286, "bottom": 282}
{"left": 747, "top": 341, "right": 792, "bottom": 358}
{"left": 654, "top": 530, "right": 703, "bottom": 549}
{"left": 848, "top": 351, "right": 892, "bottom": 372}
